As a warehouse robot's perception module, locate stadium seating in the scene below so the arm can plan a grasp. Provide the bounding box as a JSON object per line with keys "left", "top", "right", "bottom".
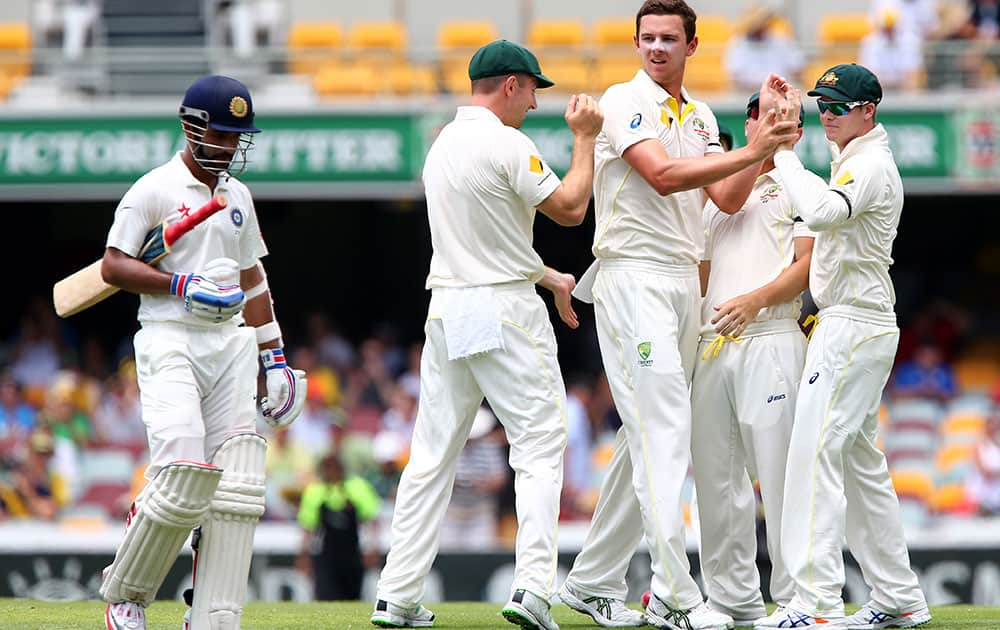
{"left": 684, "top": 15, "right": 731, "bottom": 95}
{"left": 527, "top": 19, "right": 588, "bottom": 93}
{"left": 953, "top": 357, "right": 1000, "bottom": 393}
{"left": 437, "top": 20, "right": 500, "bottom": 95}
{"left": 287, "top": 21, "right": 343, "bottom": 76}
{"left": 313, "top": 63, "right": 379, "bottom": 97}
{"left": 0, "top": 22, "right": 31, "bottom": 100}
{"left": 806, "top": 12, "right": 873, "bottom": 84}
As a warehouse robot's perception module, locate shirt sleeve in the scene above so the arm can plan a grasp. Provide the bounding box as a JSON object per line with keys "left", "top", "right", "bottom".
{"left": 774, "top": 150, "right": 852, "bottom": 231}
{"left": 105, "top": 180, "right": 162, "bottom": 257}
{"left": 346, "top": 477, "right": 382, "bottom": 522}
{"left": 503, "top": 130, "right": 562, "bottom": 208}
{"left": 600, "top": 86, "right": 659, "bottom": 157}
{"left": 828, "top": 154, "right": 885, "bottom": 220}
{"left": 699, "top": 107, "right": 725, "bottom": 155}
{"left": 238, "top": 193, "right": 269, "bottom": 269}
{"left": 297, "top": 483, "right": 323, "bottom": 531}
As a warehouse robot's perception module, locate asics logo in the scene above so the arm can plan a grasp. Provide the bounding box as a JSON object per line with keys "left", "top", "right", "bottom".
{"left": 767, "top": 393, "right": 786, "bottom": 403}
{"left": 808, "top": 372, "right": 819, "bottom": 384}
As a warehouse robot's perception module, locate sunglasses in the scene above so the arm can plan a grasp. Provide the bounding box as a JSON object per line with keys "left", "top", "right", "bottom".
{"left": 746, "top": 104, "right": 803, "bottom": 127}
{"left": 816, "top": 100, "right": 867, "bottom": 116}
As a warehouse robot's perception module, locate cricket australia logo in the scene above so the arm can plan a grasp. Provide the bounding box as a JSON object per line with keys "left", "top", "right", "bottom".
{"left": 760, "top": 183, "right": 781, "bottom": 204}
{"left": 637, "top": 341, "right": 653, "bottom": 367}
{"left": 691, "top": 117, "right": 710, "bottom": 141}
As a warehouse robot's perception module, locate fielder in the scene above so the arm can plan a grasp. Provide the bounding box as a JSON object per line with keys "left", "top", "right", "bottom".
{"left": 755, "top": 64, "right": 931, "bottom": 629}
{"left": 98, "top": 75, "right": 307, "bottom": 630}
{"left": 558, "top": 2, "right": 799, "bottom": 629}
{"left": 370, "top": 40, "right": 603, "bottom": 630}
{"left": 690, "top": 92, "right": 813, "bottom": 629}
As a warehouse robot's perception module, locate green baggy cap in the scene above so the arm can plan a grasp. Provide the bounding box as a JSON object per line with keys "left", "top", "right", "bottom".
{"left": 468, "top": 39, "right": 554, "bottom": 88}
{"left": 807, "top": 63, "right": 883, "bottom": 103}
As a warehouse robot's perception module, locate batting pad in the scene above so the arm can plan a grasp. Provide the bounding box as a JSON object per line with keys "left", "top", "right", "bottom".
{"left": 100, "top": 461, "right": 223, "bottom": 605}
{"left": 189, "top": 432, "right": 267, "bottom": 630}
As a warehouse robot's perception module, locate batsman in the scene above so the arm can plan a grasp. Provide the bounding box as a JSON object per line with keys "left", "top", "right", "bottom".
{"left": 97, "top": 74, "right": 307, "bottom": 630}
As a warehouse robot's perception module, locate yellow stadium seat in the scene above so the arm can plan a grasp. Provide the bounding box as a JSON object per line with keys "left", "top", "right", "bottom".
{"left": 348, "top": 20, "right": 406, "bottom": 59}
{"left": 929, "top": 482, "right": 972, "bottom": 513}
{"left": 594, "top": 58, "right": 640, "bottom": 90}
{"left": 384, "top": 63, "right": 438, "bottom": 96}
{"left": 312, "top": 63, "right": 379, "bottom": 97}
{"left": 538, "top": 58, "right": 591, "bottom": 93}
{"left": 684, "top": 49, "right": 728, "bottom": 95}
{"left": 891, "top": 469, "right": 934, "bottom": 501}
{"left": 818, "top": 13, "right": 873, "bottom": 45}
{"left": 0, "top": 22, "right": 31, "bottom": 79}
{"left": 593, "top": 18, "right": 635, "bottom": 47}
{"left": 771, "top": 16, "right": 794, "bottom": 38}
{"left": 697, "top": 15, "right": 734, "bottom": 44}
{"left": 935, "top": 442, "right": 976, "bottom": 473}
{"left": 437, "top": 20, "right": 500, "bottom": 93}
{"left": 941, "top": 412, "right": 987, "bottom": 438}
{"left": 954, "top": 357, "right": 1000, "bottom": 393}
{"left": 528, "top": 19, "right": 585, "bottom": 51}
{"left": 287, "top": 21, "right": 343, "bottom": 75}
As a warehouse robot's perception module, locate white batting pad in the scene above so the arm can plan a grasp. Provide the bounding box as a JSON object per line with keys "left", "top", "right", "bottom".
{"left": 188, "top": 432, "right": 267, "bottom": 630}
{"left": 100, "top": 461, "right": 222, "bottom": 605}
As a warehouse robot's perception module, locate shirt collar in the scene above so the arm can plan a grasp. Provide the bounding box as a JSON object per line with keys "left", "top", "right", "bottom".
{"left": 633, "top": 70, "right": 698, "bottom": 125}
{"left": 831, "top": 123, "right": 890, "bottom": 164}
{"left": 455, "top": 105, "right": 504, "bottom": 126}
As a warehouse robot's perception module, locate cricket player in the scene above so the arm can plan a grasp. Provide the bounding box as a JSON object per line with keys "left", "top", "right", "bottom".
{"left": 557, "top": 2, "right": 800, "bottom": 629}
{"left": 754, "top": 64, "right": 931, "bottom": 629}
{"left": 370, "top": 40, "right": 603, "bottom": 630}
{"left": 690, "top": 92, "right": 813, "bottom": 629}
{"left": 98, "top": 75, "right": 307, "bottom": 630}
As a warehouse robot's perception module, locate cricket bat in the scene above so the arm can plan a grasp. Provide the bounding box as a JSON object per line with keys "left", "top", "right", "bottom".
{"left": 52, "top": 194, "right": 228, "bottom": 318}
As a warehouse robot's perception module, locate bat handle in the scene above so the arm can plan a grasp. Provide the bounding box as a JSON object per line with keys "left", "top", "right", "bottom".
{"left": 164, "top": 194, "right": 228, "bottom": 247}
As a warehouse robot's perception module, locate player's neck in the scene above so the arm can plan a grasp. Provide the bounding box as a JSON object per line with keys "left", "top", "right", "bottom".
{"left": 182, "top": 150, "right": 220, "bottom": 191}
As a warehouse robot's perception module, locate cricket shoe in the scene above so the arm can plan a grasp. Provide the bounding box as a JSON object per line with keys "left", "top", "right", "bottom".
{"left": 838, "top": 603, "right": 931, "bottom": 629}
{"left": 646, "top": 596, "right": 734, "bottom": 629}
{"left": 370, "top": 599, "right": 436, "bottom": 627}
{"left": 105, "top": 601, "right": 146, "bottom": 630}
{"left": 502, "top": 589, "right": 560, "bottom": 630}
{"left": 558, "top": 582, "right": 646, "bottom": 627}
{"left": 754, "top": 606, "right": 843, "bottom": 628}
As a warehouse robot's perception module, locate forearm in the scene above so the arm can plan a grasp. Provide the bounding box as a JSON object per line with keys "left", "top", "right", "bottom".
{"left": 705, "top": 161, "right": 762, "bottom": 214}
{"left": 773, "top": 151, "right": 851, "bottom": 230}
{"left": 241, "top": 263, "right": 282, "bottom": 349}
{"left": 750, "top": 251, "right": 811, "bottom": 308}
{"left": 652, "top": 145, "right": 764, "bottom": 195}
{"left": 100, "top": 247, "right": 172, "bottom": 294}
{"left": 537, "top": 266, "right": 565, "bottom": 292}
{"left": 560, "top": 135, "right": 597, "bottom": 208}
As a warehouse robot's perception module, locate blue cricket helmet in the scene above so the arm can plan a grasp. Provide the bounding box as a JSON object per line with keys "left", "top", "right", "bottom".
{"left": 179, "top": 75, "right": 260, "bottom": 134}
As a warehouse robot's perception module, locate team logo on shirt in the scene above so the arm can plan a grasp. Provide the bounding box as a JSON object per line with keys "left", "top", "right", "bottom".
{"left": 230, "top": 208, "right": 244, "bottom": 226}
{"left": 760, "top": 183, "right": 782, "bottom": 204}
{"left": 637, "top": 341, "right": 653, "bottom": 367}
{"left": 529, "top": 155, "right": 544, "bottom": 174}
{"left": 630, "top": 113, "right": 642, "bottom": 129}
{"left": 691, "top": 117, "right": 710, "bottom": 141}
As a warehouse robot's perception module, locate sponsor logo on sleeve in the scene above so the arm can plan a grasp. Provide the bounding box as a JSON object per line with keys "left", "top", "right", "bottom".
{"left": 836, "top": 170, "right": 855, "bottom": 186}
{"left": 630, "top": 113, "right": 642, "bottom": 129}
{"left": 529, "top": 155, "right": 544, "bottom": 174}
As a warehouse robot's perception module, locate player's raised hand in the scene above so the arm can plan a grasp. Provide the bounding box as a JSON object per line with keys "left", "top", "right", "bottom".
{"left": 565, "top": 93, "right": 603, "bottom": 139}
{"left": 758, "top": 72, "right": 790, "bottom": 115}
{"left": 746, "top": 107, "right": 799, "bottom": 159}
{"left": 259, "top": 348, "right": 308, "bottom": 428}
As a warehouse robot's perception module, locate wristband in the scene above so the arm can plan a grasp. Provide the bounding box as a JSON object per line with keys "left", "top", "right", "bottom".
{"left": 260, "top": 347, "right": 286, "bottom": 370}
{"left": 255, "top": 320, "right": 282, "bottom": 345}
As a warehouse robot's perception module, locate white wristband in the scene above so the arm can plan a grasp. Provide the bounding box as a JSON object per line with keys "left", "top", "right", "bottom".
{"left": 245, "top": 277, "right": 269, "bottom": 300}
{"left": 255, "top": 320, "right": 282, "bottom": 345}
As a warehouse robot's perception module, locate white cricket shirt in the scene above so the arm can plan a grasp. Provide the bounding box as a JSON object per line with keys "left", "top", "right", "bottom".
{"left": 593, "top": 69, "right": 724, "bottom": 265}
{"left": 701, "top": 169, "right": 816, "bottom": 335}
{"left": 774, "top": 124, "right": 902, "bottom": 313}
{"left": 106, "top": 152, "right": 267, "bottom": 327}
{"left": 423, "top": 106, "right": 560, "bottom": 289}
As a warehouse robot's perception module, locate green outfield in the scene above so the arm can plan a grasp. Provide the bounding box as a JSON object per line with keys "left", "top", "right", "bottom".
{"left": 1, "top": 600, "right": 997, "bottom": 629}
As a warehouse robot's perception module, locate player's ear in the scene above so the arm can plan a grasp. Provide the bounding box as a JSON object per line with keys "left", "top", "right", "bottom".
{"left": 504, "top": 74, "right": 518, "bottom": 96}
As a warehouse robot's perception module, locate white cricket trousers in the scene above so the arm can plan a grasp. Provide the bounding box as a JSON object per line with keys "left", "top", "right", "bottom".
{"left": 376, "top": 283, "right": 567, "bottom": 607}
{"left": 564, "top": 259, "right": 704, "bottom": 609}
{"left": 134, "top": 321, "right": 258, "bottom": 480}
{"left": 691, "top": 321, "right": 806, "bottom": 620}
{"left": 782, "top": 305, "right": 926, "bottom": 617}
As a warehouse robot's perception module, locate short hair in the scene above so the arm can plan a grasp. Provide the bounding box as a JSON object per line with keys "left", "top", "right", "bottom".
{"left": 471, "top": 73, "right": 531, "bottom": 95}
{"left": 636, "top": 0, "right": 697, "bottom": 43}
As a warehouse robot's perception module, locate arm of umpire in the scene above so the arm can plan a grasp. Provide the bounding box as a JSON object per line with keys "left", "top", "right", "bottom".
{"left": 536, "top": 93, "right": 604, "bottom": 226}
{"left": 242, "top": 262, "right": 307, "bottom": 428}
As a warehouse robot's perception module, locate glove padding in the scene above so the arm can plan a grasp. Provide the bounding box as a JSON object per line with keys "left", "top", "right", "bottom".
{"left": 259, "top": 348, "right": 307, "bottom": 428}
{"left": 171, "top": 272, "right": 246, "bottom": 322}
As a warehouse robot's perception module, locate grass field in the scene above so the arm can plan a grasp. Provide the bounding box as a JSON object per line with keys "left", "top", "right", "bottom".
{"left": 2, "top": 600, "right": 998, "bottom": 629}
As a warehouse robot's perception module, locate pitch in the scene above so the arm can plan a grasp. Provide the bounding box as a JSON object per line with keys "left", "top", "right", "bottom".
{"left": 0, "top": 600, "right": 997, "bottom": 628}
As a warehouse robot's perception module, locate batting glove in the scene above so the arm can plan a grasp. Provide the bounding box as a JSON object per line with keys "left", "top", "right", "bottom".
{"left": 259, "top": 348, "right": 307, "bottom": 428}
{"left": 171, "top": 272, "right": 246, "bottom": 322}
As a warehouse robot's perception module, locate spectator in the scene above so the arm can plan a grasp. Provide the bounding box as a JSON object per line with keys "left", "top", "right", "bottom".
{"left": 397, "top": 342, "right": 422, "bottom": 401}
{"left": 439, "top": 406, "right": 508, "bottom": 550}
{"left": 562, "top": 373, "right": 595, "bottom": 520}
{"left": 925, "top": 2, "right": 990, "bottom": 87}
{"left": 306, "top": 311, "right": 356, "bottom": 375}
{"left": 861, "top": 7, "right": 925, "bottom": 90}
{"left": 971, "top": 0, "right": 1000, "bottom": 39}
{"left": 9, "top": 297, "right": 64, "bottom": 405}
{"left": 891, "top": 338, "right": 957, "bottom": 401}
{"left": 966, "top": 413, "right": 1000, "bottom": 515}
{"left": 263, "top": 426, "right": 316, "bottom": 521}
{"left": 91, "top": 361, "right": 145, "bottom": 449}
{"left": 297, "top": 453, "right": 381, "bottom": 600}
{"left": 871, "top": 0, "right": 939, "bottom": 42}
{"left": 287, "top": 380, "right": 337, "bottom": 460}
{"left": 0, "top": 374, "right": 36, "bottom": 456}
{"left": 724, "top": 3, "right": 804, "bottom": 91}
{"left": 5, "top": 430, "right": 67, "bottom": 520}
